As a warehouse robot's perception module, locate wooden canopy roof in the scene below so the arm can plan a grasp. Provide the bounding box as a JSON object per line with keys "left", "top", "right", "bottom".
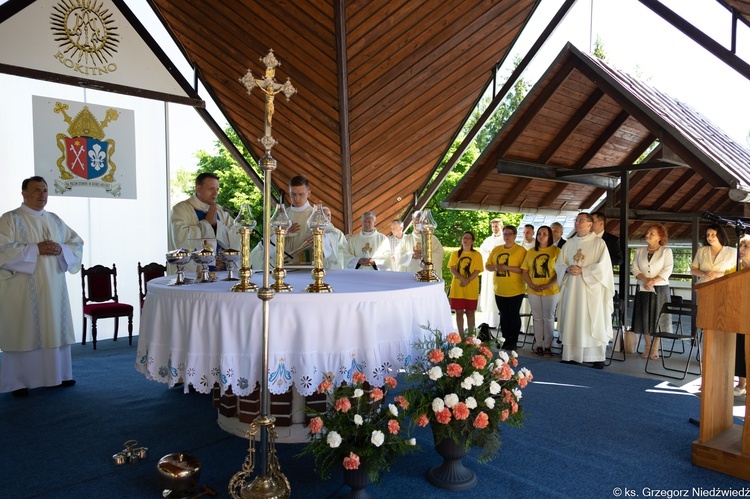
{"left": 444, "top": 43, "right": 750, "bottom": 242}
{"left": 146, "top": 0, "right": 543, "bottom": 233}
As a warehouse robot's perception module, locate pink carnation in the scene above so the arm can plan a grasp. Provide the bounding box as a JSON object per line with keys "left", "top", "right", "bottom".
{"left": 446, "top": 332, "right": 461, "bottom": 344}
{"left": 308, "top": 417, "right": 323, "bottom": 434}
{"left": 502, "top": 389, "right": 513, "bottom": 404}
{"left": 446, "top": 363, "right": 463, "bottom": 377}
{"left": 500, "top": 409, "right": 509, "bottom": 422}
{"left": 388, "top": 419, "right": 400, "bottom": 434}
{"left": 511, "top": 358, "right": 518, "bottom": 367}
{"left": 518, "top": 376, "right": 529, "bottom": 388}
{"left": 317, "top": 380, "right": 333, "bottom": 394}
{"left": 435, "top": 407, "right": 452, "bottom": 424}
{"left": 465, "top": 336, "right": 476, "bottom": 345}
{"left": 352, "top": 372, "right": 366, "bottom": 384}
{"left": 334, "top": 397, "right": 352, "bottom": 413}
{"left": 452, "top": 402, "right": 470, "bottom": 420}
{"left": 472, "top": 355, "right": 487, "bottom": 369}
{"left": 473, "top": 411, "right": 489, "bottom": 429}
{"left": 495, "top": 364, "right": 512, "bottom": 381}
{"left": 370, "top": 387, "right": 384, "bottom": 402}
{"left": 394, "top": 395, "right": 409, "bottom": 410}
{"left": 480, "top": 346, "right": 493, "bottom": 359}
{"left": 384, "top": 376, "right": 397, "bottom": 389}
{"left": 428, "top": 349, "right": 445, "bottom": 363}
{"left": 511, "top": 401, "right": 519, "bottom": 414}
{"left": 343, "top": 452, "right": 360, "bottom": 470}
{"left": 417, "top": 414, "right": 430, "bottom": 427}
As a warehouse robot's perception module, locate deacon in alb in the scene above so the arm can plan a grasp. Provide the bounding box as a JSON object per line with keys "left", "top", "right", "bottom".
{"left": 0, "top": 176, "right": 84, "bottom": 396}
{"left": 554, "top": 212, "right": 614, "bottom": 368}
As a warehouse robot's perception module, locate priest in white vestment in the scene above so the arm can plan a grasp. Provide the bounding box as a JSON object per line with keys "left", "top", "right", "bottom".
{"left": 322, "top": 206, "right": 347, "bottom": 270}
{"left": 169, "top": 172, "right": 242, "bottom": 274}
{"left": 345, "top": 212, "right": 389, "bottom": 270}
{"left": 387, "top": 220, "right": 406, "bottom": 271}
{"left": 250, "top": 175, "right": 315, "bottom": 270}
{"left": 398, "top": 213, "right": 445, "bottom": 276}
{"left": 478, "top": 218, "right": 503, "bottom": 327}
{"left": 0, "top": 176, "right": 84, "bottom": 396}
{"left": 554, "top": 213, "right": 614, "bottom": 368}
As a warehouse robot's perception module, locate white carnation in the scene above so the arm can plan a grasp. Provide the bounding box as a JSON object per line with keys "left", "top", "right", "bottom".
{"left": 353, "top": 388, "right": 364, "bottom": 398}
{"left": 512, "top": 387, "right": 523, "bottom": 401}
{"left": 354, "top": 414, "right": 363, "bottom": 426}
{"left": 472, "top": 337, "right": 481, "bottom": 345}
{"left": 484, "top": 397, "right": 496, "bottom": 409}
{"left": 460, "top": 378, "right": 474, "bottom": 390}
{"left": 471, "top": 372, "right": 484, "bottom": 385}
{"left": 448, "top": 347, "right": 463, "bottom": 359}
{"left": 497, "top": 351, "right": 509, "bottom": 363}
{"left": 327, "top": 431, "right": 342, "bottom": 448}
{"left": 428, "top": 366, "right": 443, "bottom": 380}
{"left": 389, "top": 404, "right": 398, "bottom": 417}
{"left": 371, "top": 430, "right": 385, "bottom": 447}
{"left": 489, "top": 380, "right": 501, "bottom": 395}
{"left": 408, "top": 438, "right": 417, "bottom": 446}
{"left": 444, "top": 393, "right": 459, "bottom": 408}
{"left": 432, "top": 398, "right": 445, "bottom": 413}
{"left": 465, "top": 396, "right": 477, "bottom": 409}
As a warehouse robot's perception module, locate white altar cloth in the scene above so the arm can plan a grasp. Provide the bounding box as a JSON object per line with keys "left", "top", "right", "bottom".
{"left": 136, "top": 270, "right": 453, "bottom": 397}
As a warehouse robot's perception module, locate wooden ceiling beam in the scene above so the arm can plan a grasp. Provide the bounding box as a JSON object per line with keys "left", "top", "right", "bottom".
{"left": 335, "top": 0, "right": 353, "bottom": 233}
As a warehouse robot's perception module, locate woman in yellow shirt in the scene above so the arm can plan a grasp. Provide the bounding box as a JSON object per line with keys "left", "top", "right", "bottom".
{"left": 521, "top": 226, "right": 561, "bottom": 357}
{"left": 448, "top": 231, "right": 484, "bottom": 334}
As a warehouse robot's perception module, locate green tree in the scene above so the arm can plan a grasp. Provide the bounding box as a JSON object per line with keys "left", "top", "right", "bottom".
{"left": 175, "top": 128, "right": 264, "bottom": 219}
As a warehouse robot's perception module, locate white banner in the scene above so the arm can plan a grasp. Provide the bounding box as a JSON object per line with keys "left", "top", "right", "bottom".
{"left": 32, "top": 95, "right": 137, "bottom": 199}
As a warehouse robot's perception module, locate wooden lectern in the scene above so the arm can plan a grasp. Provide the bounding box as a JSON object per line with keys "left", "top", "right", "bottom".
{"left": 692, "top": 269, "right": 750, "bottom": 480}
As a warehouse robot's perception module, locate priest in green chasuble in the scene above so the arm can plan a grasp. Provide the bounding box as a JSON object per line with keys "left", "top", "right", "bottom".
{"left": 554, "top": 212, "right": 614, "bottom": 368}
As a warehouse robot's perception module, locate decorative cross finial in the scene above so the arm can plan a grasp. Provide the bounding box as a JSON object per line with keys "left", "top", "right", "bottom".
{"left": 239, "top": 49, "right": 297, "bottom": 153}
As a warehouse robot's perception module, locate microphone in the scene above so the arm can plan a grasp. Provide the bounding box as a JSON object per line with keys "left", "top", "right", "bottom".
{"left": 701, "top": 211, "right": 731, "bottom": 226}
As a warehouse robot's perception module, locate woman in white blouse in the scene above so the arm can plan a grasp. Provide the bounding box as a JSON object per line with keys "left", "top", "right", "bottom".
{"left": 632, "top": 223, "right": 673, "bottom": 360}
{"left": 691, "top": 224, "right": 737, "bottom": 284}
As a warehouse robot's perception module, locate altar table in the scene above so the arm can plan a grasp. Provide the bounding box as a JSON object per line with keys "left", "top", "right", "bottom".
{"left": 136, "top": 269, "right": 453, "bottom": 439}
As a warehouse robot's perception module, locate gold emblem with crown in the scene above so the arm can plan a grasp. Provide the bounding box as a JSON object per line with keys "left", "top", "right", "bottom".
{"left": 54, "top": 102, "right": 119, "bottom": 182}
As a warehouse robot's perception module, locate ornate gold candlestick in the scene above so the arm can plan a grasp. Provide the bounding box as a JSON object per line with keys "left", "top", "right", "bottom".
{"left": 305, "top": 204, "right": 333, "bottom": 293}
{"left": 232, "top": 204, "right": 258, "bottom": 292}
{"left": 231, "top": 49, "right": 296, "bottom": 499}
{"left": 415, "top": 209, "right": 441, "bottom": 282}
{"left": 271, "top": 203, "right": 293, "bottom": 292}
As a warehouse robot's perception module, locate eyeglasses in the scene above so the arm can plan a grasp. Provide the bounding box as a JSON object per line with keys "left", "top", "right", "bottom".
{"left": 574, "top": 218, "right": 591, "bottom": 223}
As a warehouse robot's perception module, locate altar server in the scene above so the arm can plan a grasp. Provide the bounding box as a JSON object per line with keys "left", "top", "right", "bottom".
{"left": 0, "top": 176, "right": 84, "bottom": 397}
{"left": 478, "top": 218, "right": 504, "bottom": 327}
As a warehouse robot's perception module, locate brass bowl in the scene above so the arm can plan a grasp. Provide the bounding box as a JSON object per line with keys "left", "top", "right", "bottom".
{"left": 157, "top": 453, "right": 201, "bottom": 499}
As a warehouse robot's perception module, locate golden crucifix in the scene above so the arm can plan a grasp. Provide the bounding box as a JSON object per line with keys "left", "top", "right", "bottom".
{"left": 239, "top": 49, "right": 297, "bottom": 153}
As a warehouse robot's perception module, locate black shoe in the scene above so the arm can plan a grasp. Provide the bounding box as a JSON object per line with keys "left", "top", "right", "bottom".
{"left": 560, "top": 360, "right": 579, "bottom": 365}
{"left": 591, "top": 362, "right": 604, "bottom": 370}
{"left": 60, "top": 380, "right": 76, "bottom": 387}
{"left": 12, "top": 388, "right": 29, "bottom": 397}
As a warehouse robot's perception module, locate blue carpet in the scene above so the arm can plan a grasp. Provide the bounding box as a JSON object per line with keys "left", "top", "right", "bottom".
{"left": 0, "top": 339, "right": 747, "bottom": 498}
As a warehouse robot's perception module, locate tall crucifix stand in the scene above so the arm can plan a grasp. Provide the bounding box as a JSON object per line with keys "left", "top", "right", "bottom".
{"left": 229, "top": 50, "right": 296, "bottom": 499}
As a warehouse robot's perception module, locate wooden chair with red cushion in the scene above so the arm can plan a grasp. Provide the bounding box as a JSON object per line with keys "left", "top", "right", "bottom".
{"left": 81, "top": 263, "right": 134, "bottom": 350}
{"left": 137, "top": 261, "right": 166, "bottom": 310}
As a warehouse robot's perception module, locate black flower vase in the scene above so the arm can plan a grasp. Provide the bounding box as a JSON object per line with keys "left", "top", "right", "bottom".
{"left": 342, "top": 465, "right": 373, "bottom": 499}
{"left": 427, "top": 437, "right": 477, "bottom": 491}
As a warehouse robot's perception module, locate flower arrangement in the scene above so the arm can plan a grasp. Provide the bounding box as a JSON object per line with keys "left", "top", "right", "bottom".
{"left": 300, "top": 371, "right": 416, "bottom": 482}
{"left": 404, "top": 327, "right": 532, "bottom": 463}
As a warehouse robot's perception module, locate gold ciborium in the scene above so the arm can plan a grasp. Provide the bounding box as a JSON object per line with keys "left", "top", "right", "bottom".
{"left": 270, "top": 203, "right": 293, "bottom": 292}
{"left": 232, "top": 204, "right": 258, "bottom": 292}
{"left": 220, "top": 249, "right": 241, "bottom": 281}
{"left": 166, "top": 249, "right": 192, "bottom": 285}
{"left": 305, "top": 204, "right": 333, "bottom": 293}
{"left": 415, "top": 209, "right": 441, "bottom": 282}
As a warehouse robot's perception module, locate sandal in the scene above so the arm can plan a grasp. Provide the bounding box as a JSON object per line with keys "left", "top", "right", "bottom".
{"left": 544, "top": 349, "right": 553, "bottom": 358}
{"left": 534, "top": 347, "right": 544, "bottom": 356}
